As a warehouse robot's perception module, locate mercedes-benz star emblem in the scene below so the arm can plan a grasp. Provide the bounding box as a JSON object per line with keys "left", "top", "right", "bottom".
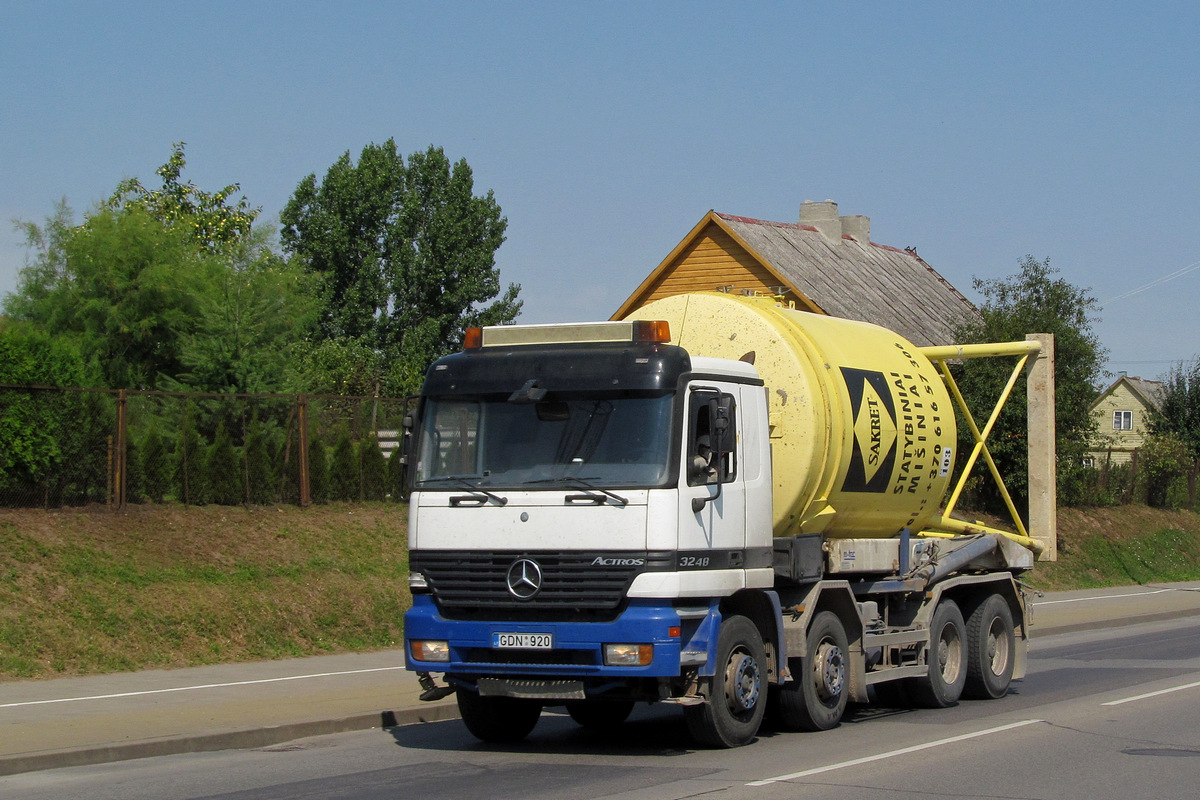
{"left": 506, "top": 558, "right": 543, "bottom": 600}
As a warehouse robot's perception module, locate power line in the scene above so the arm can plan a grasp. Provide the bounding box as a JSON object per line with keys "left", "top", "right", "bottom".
{"left": 1101, "top": 259, "right": 1200, "bottom": 306}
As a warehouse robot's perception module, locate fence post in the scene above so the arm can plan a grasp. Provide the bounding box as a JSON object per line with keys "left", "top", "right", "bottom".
{"left": 242, "top": 409, "right": 250, "bottom": 505}
{"left": 1190, "top": 459, "right": 1198, "bottom": 509}
{"left": 116, "top": 389, "right": 127, "bottom": 509}
{"left": 106, "top": 435, "right": 114, "bottom": 507}
{"left": 181, "top": 399, "right": 191, "bottom": 506}
{"left": 1128, "top": 447, "right": 1139, "bottom": 504}
{"left": 298, "top": 395, "right": 310, "bottom": 507}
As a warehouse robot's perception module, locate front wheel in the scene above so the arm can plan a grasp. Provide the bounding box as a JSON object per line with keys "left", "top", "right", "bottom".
{"left": 964, "top": 593, "right": 1016, "bottom": 699}
{"left": 771, "top": 610, "right": 849, "bottom": 731}
{"left": 456, "top": 688, "right": 542, "bottom": 743}
{"left": 910, "top": 599, "right": 967, "bottom": 708}
{"left": 684, "top": 614, "right": 767, "bottom": 748}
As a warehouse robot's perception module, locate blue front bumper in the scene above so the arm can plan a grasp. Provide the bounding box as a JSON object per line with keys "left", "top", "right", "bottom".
{"left": 404, "top": 595, "right": 714, "bottom": 678}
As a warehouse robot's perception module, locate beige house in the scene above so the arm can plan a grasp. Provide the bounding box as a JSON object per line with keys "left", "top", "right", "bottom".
{"left": 612, "top": 200, "right": 981, "bottom": 347}
{"left": 1088, "top": 375, "right": 1164, "bottom": 465}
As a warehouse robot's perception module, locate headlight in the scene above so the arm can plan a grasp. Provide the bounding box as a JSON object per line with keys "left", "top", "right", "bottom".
{"left": 408, "top": 571, "right": 429, "bottom": 593}
{"left": 604, "top": 643, "right": 653, "bottom": 666}
{"left": 409, "top": 639, "right": 450, "bottom": 662}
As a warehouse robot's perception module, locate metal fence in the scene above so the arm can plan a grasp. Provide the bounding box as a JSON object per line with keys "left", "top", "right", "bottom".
{"left": 0, "top": 384, "right": 413, "bottom": 509}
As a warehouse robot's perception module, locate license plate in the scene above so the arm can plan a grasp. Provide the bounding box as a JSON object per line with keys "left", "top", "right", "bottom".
{"left": 493, "top": 632, "right": 553, "bottom": 649}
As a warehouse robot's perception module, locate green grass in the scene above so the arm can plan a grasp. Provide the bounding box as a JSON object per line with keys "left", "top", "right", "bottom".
{"left": 1027, "top": 506, "right": 1200, "bottom": 591}
{"left": 0, "top": 503, "right": 410, "bottom": 680}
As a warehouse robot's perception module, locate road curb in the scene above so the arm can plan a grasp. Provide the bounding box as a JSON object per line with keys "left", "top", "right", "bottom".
{"left": 1030, "top": 605, "right": 1200, "bottom": 638}
{"left": 0, "top": 701, "right": 460, "bottom": 777}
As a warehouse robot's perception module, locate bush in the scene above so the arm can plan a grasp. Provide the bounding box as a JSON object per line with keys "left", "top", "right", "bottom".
{"left": 360, "top": 436, "right": 388, "bottom": 501}
{"left": 206, "top": 422, "right": 242, "bottom": 505}
{"left": 329, "top": 427, "right": 358, "bottom": 501}
{"left": 308, "top": 433, "right": 329, "bottom": 505}
{"left": 243, "top": 413, "right": 275, "bottom": 504}
{"left": 175, "top": 407, "right": 208, "bottom": 504}
{"left": 141, "top": 425, "right": 170, "bottom": 503}
{"left": 1141, "top": 432, "right": 1192, "bottom": 509}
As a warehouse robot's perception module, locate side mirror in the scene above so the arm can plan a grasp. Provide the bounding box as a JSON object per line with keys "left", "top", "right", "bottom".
{"left": 400, "top": 411, "right": 414, "bottom": 467}
{"left": 709, "top": 396, "right": 735, "bottom": 481}
{"left": 692, "top": 395, "right": 735, "bottom": 513}
{"left": 400, "top": 404, "right": 418, "bottom": 498}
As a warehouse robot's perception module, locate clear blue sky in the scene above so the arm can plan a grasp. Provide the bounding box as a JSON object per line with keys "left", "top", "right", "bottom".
{"left": 3, "top": 1, "right": 1197, "bottom": 379}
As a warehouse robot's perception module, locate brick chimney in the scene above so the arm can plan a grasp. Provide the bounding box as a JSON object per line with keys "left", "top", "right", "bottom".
{"left": 800, "top": 199, "right": 870, "bottom": 243}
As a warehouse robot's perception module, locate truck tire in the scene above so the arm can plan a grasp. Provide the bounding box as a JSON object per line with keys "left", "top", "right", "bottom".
{"left": 566, "top": 699, "right": 635, "bottom": 730}
{"left": 771, "top": 610, "right": 849, "bottom": 731}
{"left": 910, "top": 599, "right": 966, "bottom": 708}
{"left": 684, "top": 615, "right": 766, "bottom": 748}
{"left": 964, "top": 593, "right": 1016, "bottom": 699}
{"left": 456, "top": 688, "right": 542, "bottom": 743}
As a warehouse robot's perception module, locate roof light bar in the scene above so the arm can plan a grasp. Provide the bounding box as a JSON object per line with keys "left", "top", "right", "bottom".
{"left": 466, "top": 320, "right": 671, "bottom": 349}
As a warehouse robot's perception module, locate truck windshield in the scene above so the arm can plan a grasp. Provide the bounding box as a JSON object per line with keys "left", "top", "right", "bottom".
{"left": 414, "top": 392, "right": 674, "bottom": 489}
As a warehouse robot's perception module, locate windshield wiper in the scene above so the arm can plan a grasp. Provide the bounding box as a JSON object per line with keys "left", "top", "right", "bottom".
{"left": 524, "top": 476, "right": 628, "bottom": 507}
{"left": 420, "top": 476, "right": 508, "bottom": 507}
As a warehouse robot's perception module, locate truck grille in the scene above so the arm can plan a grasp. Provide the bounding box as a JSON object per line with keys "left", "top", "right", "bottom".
{"left": 411, "top": 550, "right": 673, "bottom": 622}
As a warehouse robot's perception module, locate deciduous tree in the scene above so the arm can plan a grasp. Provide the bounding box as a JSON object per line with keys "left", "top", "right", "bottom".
{"left": 1150, "top": 356, "right": 1200, "bottom": 460}
{"left": 106, "top": 141, "right": 258, "bottom": 253}
{"left": 0, "top": 321, "right": 85, "bottom": 496}
{"left": 952, "top": 256, "right": 1106, "bottom": 512}
{"left": 281, "top": 141, "right": 521, "bottom": 395}
{"left": 7, "top": 146, "right": 310, "bottom": 393}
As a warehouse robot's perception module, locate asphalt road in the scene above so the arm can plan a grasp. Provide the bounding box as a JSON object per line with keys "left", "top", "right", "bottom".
{"left": 4, "top": 615, "right": 1199, "bottom": 800}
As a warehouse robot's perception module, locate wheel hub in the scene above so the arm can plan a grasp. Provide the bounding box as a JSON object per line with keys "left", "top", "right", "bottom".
{"left": 725, "top": 651, "right": 761, "bottom": 711}
{"left": 813, "top": 640, "right": 845, "bottom": 701}
{"left": 937, "top": 623, "right": 963, "bottom": 682}
{"left": 987, "top": 618, "right": 1010, "bottom": 673}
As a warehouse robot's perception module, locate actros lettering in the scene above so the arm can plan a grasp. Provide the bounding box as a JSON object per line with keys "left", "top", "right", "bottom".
{"left": 591, "top": 557, "right": 645, "bottom": 567}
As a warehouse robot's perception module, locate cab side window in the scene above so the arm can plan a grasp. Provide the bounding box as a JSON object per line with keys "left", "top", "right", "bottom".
{"left": 687, "top": 391, "right": 736, "bottom": 486}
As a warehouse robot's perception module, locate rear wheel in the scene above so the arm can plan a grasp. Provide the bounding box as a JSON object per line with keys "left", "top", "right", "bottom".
{"left": 566, "top": 699, "right": 635, "bottom": 730}
{"left": 771, "top": 610, "right": 849, "bottom": 731}
{"left": 910, "top": 599, "right": 966, "bottom": 708}
{"left": 684, "top": 615, "right": 766, "bottom": 748}
{"left": 456, "top": 688, "right": 542, "bottom": 743}
{"left": 964, "top": 593, "right": 1016, "bottom": 699}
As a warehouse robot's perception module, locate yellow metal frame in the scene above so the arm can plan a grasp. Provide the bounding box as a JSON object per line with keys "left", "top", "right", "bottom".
{"left": 917, "top": 340, "right": 1045, "bottom": 556}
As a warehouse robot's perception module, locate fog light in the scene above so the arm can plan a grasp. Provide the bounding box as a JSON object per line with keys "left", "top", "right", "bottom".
{"left": 604, "top": 643, "right": 653, "bottom": 666}
{"left": 410, "top": 639, "right": 450, "bottom": 662}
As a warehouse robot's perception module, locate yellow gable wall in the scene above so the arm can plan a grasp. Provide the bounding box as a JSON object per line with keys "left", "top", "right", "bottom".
{"left": 1090, "top": 382, "right": 1154, "bottom": 464}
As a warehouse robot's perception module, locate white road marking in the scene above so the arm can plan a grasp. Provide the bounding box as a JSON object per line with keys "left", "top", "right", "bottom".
{"left": 1103, "top": 677, "right": 1200, "bottom": 706}
{"left": 746, "top": 719, "right": 1043, "bottom": 786}
{"left": 0, "top": 666, "right": 406, "bottom": 709}
{"left": 1036, "top": 588, "right": 1173, "bottom": 606}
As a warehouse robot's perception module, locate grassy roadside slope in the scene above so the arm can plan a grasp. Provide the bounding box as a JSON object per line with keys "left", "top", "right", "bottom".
{"left": 0, "top": 504, "right": 409, "bottom": 680}
{"left": 1, "top": 503, "right": 1197, "bottom": 681}
{"left": 1027, "top": 505, "right": 1200, "bottom": 591}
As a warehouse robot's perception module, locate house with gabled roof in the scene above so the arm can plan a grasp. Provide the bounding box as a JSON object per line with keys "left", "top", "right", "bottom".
{"left": 612, "top": 199, "right": 981, "bottom": 346}
{"left": 1088, "top": 375, "right": 1165, "bottom": 465}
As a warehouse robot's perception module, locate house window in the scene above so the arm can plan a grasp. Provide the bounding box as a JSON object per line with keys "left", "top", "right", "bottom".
{"left": 1113, "top": 410, "right": 1133, "bottom": 431}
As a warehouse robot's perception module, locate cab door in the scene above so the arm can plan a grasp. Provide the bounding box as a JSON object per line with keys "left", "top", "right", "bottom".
{"left": 677, "top": 384, "right": 746, "bottom": 570}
